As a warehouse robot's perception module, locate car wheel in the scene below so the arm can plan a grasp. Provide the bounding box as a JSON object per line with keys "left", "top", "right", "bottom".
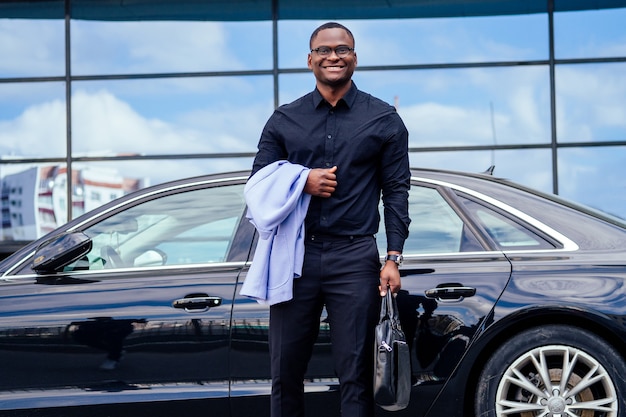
{"left": 475, "top": 325, "right": 624, "bottom": 417}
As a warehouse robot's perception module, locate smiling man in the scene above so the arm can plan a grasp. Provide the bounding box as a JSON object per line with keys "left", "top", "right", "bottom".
{"left": 250, "top": 22, "right": 411, "bottom": 417}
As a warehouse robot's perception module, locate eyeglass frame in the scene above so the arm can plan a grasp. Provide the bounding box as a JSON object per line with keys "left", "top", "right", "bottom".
{"left": 310, "top": 46, "right": 355, "bottom": 58}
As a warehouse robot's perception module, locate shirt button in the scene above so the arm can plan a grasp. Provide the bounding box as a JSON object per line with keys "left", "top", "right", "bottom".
{"left": 325, "top": 162, "right": 331, "bottom": 167}
{"left": 327, "top": 134, "right": 332, "bottom": 139}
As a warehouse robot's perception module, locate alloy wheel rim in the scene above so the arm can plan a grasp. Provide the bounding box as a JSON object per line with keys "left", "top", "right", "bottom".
{"left": 495, "top": 345, "right": 618, "bottom": 417}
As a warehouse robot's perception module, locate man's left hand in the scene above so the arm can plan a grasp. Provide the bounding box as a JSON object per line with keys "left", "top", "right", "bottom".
{"left": 379, "top": 261, "right": 401, "bottom": 296}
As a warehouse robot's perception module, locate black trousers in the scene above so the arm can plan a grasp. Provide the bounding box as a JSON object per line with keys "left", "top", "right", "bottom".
{"left": 269, "top": 235, "right": 381, "bottom": 417}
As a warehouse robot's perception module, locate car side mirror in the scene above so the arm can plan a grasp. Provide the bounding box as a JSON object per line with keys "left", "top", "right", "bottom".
{"left": 32, "top": 232, "right": 93, "bottom": 273}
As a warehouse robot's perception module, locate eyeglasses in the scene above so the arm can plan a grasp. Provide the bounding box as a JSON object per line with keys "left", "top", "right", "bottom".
{"left": 310, "top": 46, "right": 355, "bottom": 58}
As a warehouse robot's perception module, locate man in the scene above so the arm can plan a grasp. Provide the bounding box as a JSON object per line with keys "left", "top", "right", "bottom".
{"left": 251, "top": 22, "right": 411, "bottom": 417}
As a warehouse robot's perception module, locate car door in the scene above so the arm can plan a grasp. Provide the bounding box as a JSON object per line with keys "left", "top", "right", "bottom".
{"left": 369, "top": 182, "right": 512, "bottom": 415}
{"left": 0, "top": 181, "right": 253, "bottom": 417}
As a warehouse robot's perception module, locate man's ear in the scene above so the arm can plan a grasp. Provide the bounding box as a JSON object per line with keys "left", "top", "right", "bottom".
{"left": 307, "top": 53, "right": 313, "bottom": 69}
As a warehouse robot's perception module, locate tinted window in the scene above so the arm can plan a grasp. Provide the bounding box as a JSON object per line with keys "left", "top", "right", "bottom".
{"left": 65, "top": 184, "right": 247, "bottom": 270}
{"left": 378, "top": 185, "right": 483, "bottom": 255}
{"left": 460, "top": 196, "right": 556, "bottom": 250}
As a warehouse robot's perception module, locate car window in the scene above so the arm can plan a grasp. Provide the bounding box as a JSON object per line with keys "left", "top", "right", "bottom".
{"left": 63, "top": 184, "right": 247, "bottom": 271}
{"left": 378, "top": 185, "right": 482, "bottom": 255}
{"left": 459, "top": 196, "right": 556, "bottom": 250}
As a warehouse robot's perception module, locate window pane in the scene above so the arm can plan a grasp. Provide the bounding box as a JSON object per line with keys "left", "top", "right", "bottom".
{"left": 71, "top": 76, "right": 273, "bottom": 156}
{"left": 558, "top": 146, "right": 626, "bottom": 220}
{"left": 68, "top": 184, "right": 247, "bottom": 270}
{"left": 278, "top": 73, "right": 315, "bottom": 105}
{"left": 1, "top": 163, "right": 67, "bottom": 241}
{"left": 556, "top": 63, "right": 626, "bottom": 143}
{"left": 378, "top": 186, "right": 469, "bottom": 255}
{"left": 279, "top": 15, "right": 548, "bottom": 68}
{"left": 71, "top": 20, "right": 272, "bottom": 75}
{"left": 555, "top": 7, "right": 626, "bottom": 59}
{"left": 410, "top": 149, "right": 554, "bottom": 195}
{"left": 462, "top": 197, "right": 555, "bottom": 250}
{"left": 71, "top": 158, "right": 253, "bottom": 193}
{"left": 0, "top": 18, "right": 64, "bottom": 77}
{"left": 363, "top": 67, "right": 551, "bottom": 147}
{"left": 0, "top": 82, "right": 66, "bottom": 158}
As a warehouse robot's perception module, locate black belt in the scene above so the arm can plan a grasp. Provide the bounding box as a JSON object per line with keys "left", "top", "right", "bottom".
{"left": 307, "top": 233, "right": 373, "bottom": 242}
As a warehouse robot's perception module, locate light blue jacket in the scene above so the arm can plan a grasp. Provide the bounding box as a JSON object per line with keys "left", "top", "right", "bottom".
{"left": 240, "top": 160, "right": 311, "bottom": 305}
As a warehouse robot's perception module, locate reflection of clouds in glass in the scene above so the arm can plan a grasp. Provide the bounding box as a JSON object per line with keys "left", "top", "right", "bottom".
{"left": 81, "top": 158, "right": 254, "bottom": 188}
{"left": 0, "top": 89, "right": 263, "bottom": 159}
{"left": 71, "top": 21, "right": 239, "bottom": 73}
{"left": 178, "top": 102, "right": 272, "bottom": 152}
{"left": 70, "top": 89, "right": 260, "bottom": 155}
{"left": 514, "top": 275, "right": 622, "bottom": 300}
{"left": 0, "top": 97, "right": 66, "bottom": 157}
{"left": 321, "top": 16, "right": 546, "bottom": 66}
{"left": 398, "top": 84, "right": 546, "bottom": 147}
{"left": 0, "top": 19, "right": 64, "bottom": 76}
{"left": 401, "top": 102, "right": 493, "bottom": 146}
{"left": 361, "top": 66, "right": 549, "bottom": 147}
{"left": 558, "top": 147, "right": 626, "bottom": 219}
{"left": 556, "top": 64, "right": 626, "bottom": 142}
{"left": 555, "top": 8, "right": 626, "bottom": 59}
{"left": 409, "top": 149, "right": 554, "bottom": 193}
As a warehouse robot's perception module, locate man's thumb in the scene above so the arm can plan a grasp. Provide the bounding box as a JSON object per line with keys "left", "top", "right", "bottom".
{"left": 329, "top": 165, "right": 338, "bottom": 173}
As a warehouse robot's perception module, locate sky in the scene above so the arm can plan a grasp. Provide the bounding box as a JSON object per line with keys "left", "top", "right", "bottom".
{"left": 1, "top": 6, "right": 625, "bottom": 219}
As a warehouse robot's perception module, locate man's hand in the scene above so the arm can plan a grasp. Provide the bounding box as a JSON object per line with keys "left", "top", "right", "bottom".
{"left": 379, "top": 255, "right": 401, "bottom": 296}
{"left": 304, "top": 166, "right": 338, "bottom": 198}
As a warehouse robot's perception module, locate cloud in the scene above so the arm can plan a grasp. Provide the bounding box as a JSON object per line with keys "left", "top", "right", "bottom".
{"left": 0, "top": 89, "right": 262, "bottom": 182}
{"left": 397, "top": 70, "right": 548, "bottom": 147}
{"left": 63, "top": 89, "right": 264, "bottom": 156}
{"left": 0, "top": 97, "right": 66, "bottom": 157}
{"left": 71, "top": 21, "right": 241, "bottom": 74}
{"left": 0, "top": 19, "right": 64, "bottom": 76}
{"left": 400, "top": 102, "right": 494, "bottom": 146}
{"left": 556, "top": 65, "right": 626, "bottom": 141}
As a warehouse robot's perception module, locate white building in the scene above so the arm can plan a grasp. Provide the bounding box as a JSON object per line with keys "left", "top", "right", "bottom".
{"left": 1, "top": 165, "right": 142, "bottom": 241}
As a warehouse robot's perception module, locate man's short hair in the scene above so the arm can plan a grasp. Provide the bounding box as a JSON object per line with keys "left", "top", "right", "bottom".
{"left": 310, "top": 22, "right": 355, "bottom": 48}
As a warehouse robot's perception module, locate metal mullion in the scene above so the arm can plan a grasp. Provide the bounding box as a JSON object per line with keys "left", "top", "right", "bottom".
{"left": 272, "top": 0, "right": 279, "bottom": 109}
{"left": 548, "top": 0, "right": 558, "bottom": 195}
{"left": 64, "top": 0, "right": 73, "bottom": 222}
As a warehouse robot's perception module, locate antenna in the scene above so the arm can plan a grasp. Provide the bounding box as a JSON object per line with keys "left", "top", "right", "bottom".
{"left": 490, "top": 101, "right": 497, "bottom": 167}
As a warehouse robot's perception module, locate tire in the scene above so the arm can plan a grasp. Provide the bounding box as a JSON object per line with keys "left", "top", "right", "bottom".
{"left": 475, "top": 324, "right": 625, "bottom": 417}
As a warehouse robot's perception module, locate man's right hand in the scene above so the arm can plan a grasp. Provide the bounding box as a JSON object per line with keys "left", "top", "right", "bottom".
{"left": 304, "top": 166, "right": 337, "bottom": 198}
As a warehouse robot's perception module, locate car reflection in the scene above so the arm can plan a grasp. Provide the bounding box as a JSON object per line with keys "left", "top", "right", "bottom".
{"left": 69, "top": 317, "right": 145, "bottom": 370}
{"left": 395, "top": 290, "right": 488, "bottom": 384}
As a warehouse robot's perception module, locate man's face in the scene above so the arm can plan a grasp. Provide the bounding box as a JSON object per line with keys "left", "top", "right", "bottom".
{"left": 308, "top": 28, "right": 357, "bottom": 88}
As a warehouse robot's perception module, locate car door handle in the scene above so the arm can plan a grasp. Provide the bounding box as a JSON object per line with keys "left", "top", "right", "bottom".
{"left": 172, "top": 295, "right": 222, "bottom": 311}
{"left": 425, "top": 284, "right": 476, "bottom": 300}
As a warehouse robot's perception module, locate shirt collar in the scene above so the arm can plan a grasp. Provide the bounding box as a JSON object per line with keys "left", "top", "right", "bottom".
{"left": 312, "top": 82, "right": 358, "bottom": 109}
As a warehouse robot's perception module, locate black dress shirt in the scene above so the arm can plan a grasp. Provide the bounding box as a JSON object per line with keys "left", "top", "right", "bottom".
{"left": 251, "top": 83, "right": 411, "bottom": 252}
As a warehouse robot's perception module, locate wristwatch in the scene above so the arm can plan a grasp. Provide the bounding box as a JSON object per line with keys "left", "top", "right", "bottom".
{"left": 385, "top": 254, "right": 403, "bottom": 266}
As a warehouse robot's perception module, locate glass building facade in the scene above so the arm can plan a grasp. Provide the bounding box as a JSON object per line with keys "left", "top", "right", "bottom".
{"left": 1, "top": 1, "right": 626, "bottom": 252}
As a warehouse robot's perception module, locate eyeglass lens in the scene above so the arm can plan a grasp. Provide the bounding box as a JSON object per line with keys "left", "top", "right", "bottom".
{"left": 313, "top": 46, "right": 353, "bottom": 57}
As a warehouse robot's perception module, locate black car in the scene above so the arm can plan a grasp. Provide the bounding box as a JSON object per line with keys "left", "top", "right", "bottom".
{"left": 1, "top": 168, "right": 626, "bottom": 417}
